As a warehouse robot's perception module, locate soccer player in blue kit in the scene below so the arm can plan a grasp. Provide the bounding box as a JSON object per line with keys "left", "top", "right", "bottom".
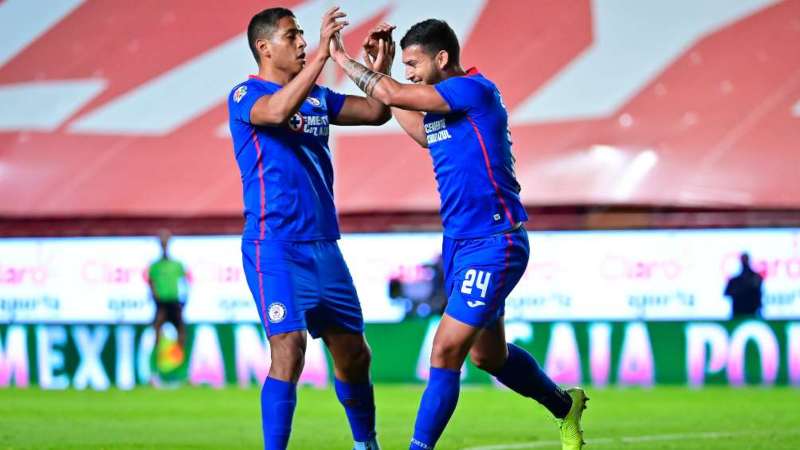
{"left": 227, "top": 7, "right": 393, "bottom": 450}
{"left": 332, "top": 20, "right": 589, "bottom": 450}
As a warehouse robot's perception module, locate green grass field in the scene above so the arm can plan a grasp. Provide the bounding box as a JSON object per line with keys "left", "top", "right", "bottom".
{"left": 1, "top": 385, "right": 798, "bottom": 449}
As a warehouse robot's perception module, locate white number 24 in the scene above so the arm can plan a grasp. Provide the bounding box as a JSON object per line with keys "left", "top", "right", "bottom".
{"left": 460, "top": 269, "right": 492, "bottom": 298}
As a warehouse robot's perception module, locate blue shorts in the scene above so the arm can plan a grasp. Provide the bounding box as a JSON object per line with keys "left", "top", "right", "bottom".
{"left": 241, "top": 239, "right": 364, "bottom": 338}
{"left": 442, "top": 226, "right": 530, "bottom": 328}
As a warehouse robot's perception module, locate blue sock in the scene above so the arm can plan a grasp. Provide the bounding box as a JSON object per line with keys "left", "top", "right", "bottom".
{"left": 261, "top": 377, "right": 297, "bottom": 450}
{"left": 409, "top": 367, "right": 461, "bottom": 450}
{"left": 491, "top": 343, "right": 572, "bottom": 418}
{"left": 334, "top": 379, "right": 377, "bottom": 443}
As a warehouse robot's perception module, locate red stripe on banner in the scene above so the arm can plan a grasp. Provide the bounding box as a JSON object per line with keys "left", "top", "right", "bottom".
{"left": 254, "top": 240, "right": 269, "bottom": 335}
{"left": 466, "top": 115, "right": 515, "bottom": 225}
{"left": 252, "top": 132, "right": 266, "bottom": 240}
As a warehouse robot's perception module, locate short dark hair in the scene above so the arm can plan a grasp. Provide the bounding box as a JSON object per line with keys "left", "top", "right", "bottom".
{"left": 247, "top": 7, "right": 295, "bottom": 63}
{"left": 400, "top": 19, "right": 460, "bottom": 67}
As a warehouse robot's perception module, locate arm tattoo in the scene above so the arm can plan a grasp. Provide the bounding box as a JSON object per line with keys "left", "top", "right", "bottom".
{"left": 342, "top": 58, "right": 386, "bottom": 96}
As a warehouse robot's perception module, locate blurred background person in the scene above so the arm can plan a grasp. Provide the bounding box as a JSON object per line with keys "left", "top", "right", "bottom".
{"left": 148, "top": 229, "right": 189, "bottom": 350}
{"left": 724, "top": 252, "right": 763, "bottom": 319}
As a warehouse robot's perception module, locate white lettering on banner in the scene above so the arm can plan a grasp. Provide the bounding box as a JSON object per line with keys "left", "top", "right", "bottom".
{"left": 72, "top": 326, "right": 110, "bottom": 390}
{"left": 36, "top": 325, "right": 69, "bottom": 389}
{"left": 789, "top": 324, "right": 800, "bottom": 386}
{"left": 589, "top": 323, "right": 612, "bottom": 387}
{"left": 544, "top": 323, "right": 581, "bottom": 385}
{"left": 188, "top": 325, "right": 225, "bottom": 387}
{"left": 235, "top": 324, "right": 268, "bottom": 387}
{"left": 686, "top": 322, "right": 784, "bottom": 386}
{"left": 727, "top": 321, "right": 779, "bottom": 386}
{"left": 0, "top": 326, "right": 29, "bottom": 387}
{"left": 617, "top": 322, "right": 654, "bottom": 386}
{"left": 686, "top": 323, "right": 729, "bottom": 387}
{"left": 136, "top": 328, "right": 155, "bottom": 384}
{"left": 115, "top": 326, "right": 136, "bottom": 390}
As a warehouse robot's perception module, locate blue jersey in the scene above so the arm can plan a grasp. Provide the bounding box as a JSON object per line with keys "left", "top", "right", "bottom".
{"left": 425, "top": 68, "right": 528, "bottom": 239}
{"left": 228, "top": 76, "right": 346, "bottom": 241}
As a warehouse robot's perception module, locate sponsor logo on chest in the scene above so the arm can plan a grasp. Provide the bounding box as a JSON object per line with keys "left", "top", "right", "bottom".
{"left": 288, "top": 112, "right": 329, "bottom": 136}
{"left": 424, "top": 118, "right": 452, "bottom": 145}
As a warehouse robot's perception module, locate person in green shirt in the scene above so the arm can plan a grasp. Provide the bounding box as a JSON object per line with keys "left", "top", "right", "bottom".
{"left": 148, "top": 230, "right": 188, "bottom": 350}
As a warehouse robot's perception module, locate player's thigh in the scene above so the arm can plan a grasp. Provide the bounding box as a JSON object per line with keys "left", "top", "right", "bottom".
{"left": 429, "top": 313, "right": 484, "bottom": 369}
{"left": 444, "top": 229, "right": 529, "bottom": 328}
{"left": 307, "top": 241, "right": 364, "bottom": 339}
{"left": 241, "top": 239, "right": 317, "bottom": 338}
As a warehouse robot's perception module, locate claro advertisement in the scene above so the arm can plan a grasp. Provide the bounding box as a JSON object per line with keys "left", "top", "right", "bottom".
{"left": 1, "top": 229, "right": 798, "bottom": 324}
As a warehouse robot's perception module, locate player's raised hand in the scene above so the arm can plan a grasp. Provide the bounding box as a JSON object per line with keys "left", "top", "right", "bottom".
{"left": 318, "top": 6, "right": 348, "bottom": 59}
{"left": 362, "top": 22, "right": 396, "bottom": 74}
{"left": 329, "top": 29, "right": 349, "bottom": 64}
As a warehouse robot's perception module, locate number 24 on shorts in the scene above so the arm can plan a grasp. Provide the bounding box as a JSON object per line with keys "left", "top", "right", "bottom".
{"left": 460, "top": 269, "right": 492, "bottom": 298}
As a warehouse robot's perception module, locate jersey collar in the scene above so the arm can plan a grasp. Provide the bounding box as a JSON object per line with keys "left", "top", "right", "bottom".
{"left": 466, "top": 67, "right": 480, "bottom": 76}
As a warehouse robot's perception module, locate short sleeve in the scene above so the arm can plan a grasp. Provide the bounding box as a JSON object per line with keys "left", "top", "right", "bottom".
{"left": 229, "top": 83, "right": 269, "bottom": 124}
{"left": 324, "top": 87, "right": 347, "bottom": 120}
{"left": 433, "top": 76, "right": 492, "bottom": 113}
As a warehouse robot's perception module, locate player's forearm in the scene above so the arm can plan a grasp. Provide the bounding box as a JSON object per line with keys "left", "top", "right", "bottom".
{"left": 337, "top": 56, "right": 399, "bottom": 106}
{"left": 250, "top": 54, "right": 328, "bottom": 126}
{"left": 391, "top": 107, "right": 427, "bottom": 147}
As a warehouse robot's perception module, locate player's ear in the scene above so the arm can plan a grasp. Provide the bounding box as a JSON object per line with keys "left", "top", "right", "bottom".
{"left": 435, "top": 50, "right": 449, "bottom": 71}
{"left": 256, "top": 38, "right": 270, "bottom": 60}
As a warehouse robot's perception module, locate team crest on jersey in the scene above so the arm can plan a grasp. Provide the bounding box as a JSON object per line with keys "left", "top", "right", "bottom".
{"left": 267, "top": 302, "right": 287, "bottom": 323}
{"left": 306, "top": 96, "right": 321, "bottom": 107}
{"left": 233, "top": 86, "right": 247, "bottom": 103}
{"left": 288, "top": 113, "right": 305, "bottom": 132}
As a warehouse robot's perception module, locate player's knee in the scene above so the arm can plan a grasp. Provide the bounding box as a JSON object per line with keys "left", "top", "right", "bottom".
{"left": 430, "top": 341, "right": 468, "bottom": 369}
{"left": 469, "top": 350, "right": 503, "bottom": 373}
{"left": 270, "top": 347, "right": 305, "bottom": 380}
{"left": 268, "top": 333, "right": 307, "bottom": 381}
{"left": 353, "top": 341, "right": 372, "bottom": 371}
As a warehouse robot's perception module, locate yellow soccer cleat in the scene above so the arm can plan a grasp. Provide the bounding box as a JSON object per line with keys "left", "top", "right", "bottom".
{"left": 557, "top": 387, "right": 589, "bottom": 450}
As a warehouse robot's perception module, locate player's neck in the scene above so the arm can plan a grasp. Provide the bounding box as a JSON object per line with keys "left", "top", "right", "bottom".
{"left": 257, "top": 65, "right": 295, "bottom": 86}
{"left": 440, "top": 65, "right": 466, "bottom": 81}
